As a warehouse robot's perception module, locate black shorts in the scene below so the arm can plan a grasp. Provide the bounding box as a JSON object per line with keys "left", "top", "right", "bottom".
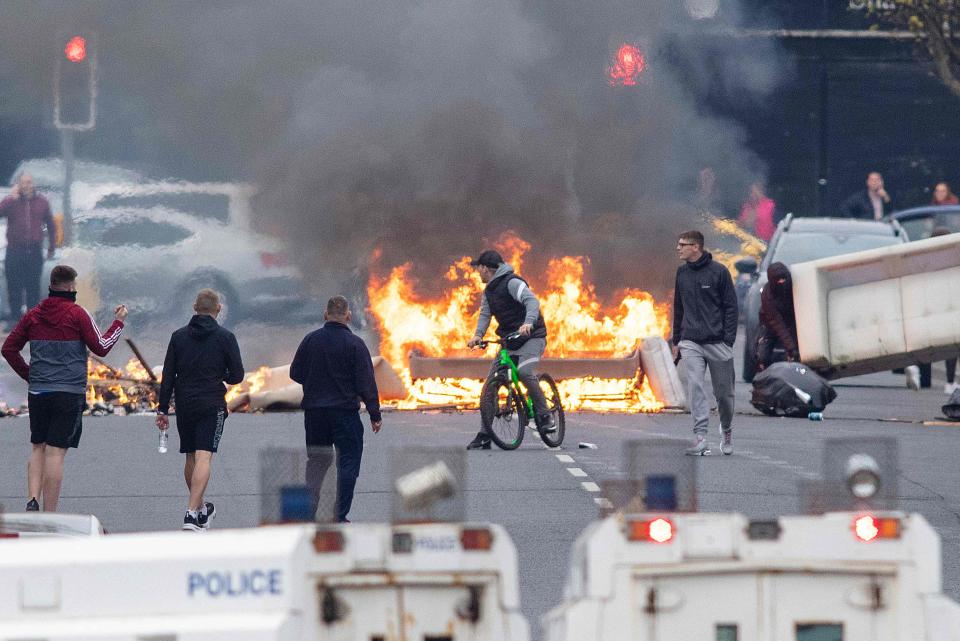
{"left": 28, "top": 392, "right": 85, "bottom": 449}
{"left": 176, "top": 408, "right": 227, "bottom": 454}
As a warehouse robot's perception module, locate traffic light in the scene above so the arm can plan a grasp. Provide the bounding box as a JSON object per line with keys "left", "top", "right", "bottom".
{"left": 54, "top": 33, "right": 97, "bottom": 130}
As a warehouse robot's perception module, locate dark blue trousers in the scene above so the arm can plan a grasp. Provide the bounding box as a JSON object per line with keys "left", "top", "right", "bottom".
{"left": 304, "top": 408, "right": 364, "bottom": 522}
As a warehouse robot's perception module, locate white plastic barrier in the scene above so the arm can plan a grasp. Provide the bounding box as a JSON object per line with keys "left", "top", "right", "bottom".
{"left": 791, "top": 233, "right": 960, "bottom": 378}
{"left": 544, "top": 511, "right": 960, "bottom": 641}
{"left": 0, "top": 522, "right": 530, "bottom": 641}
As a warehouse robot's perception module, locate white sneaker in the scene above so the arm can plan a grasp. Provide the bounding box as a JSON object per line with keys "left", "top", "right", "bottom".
{"left": 685, "top": 435, "right": 708, "bottom": 456}
{"left": 905, "top": 365, "right": 920, "bottom": 390}
{"left": 719, "top": 427, "right": 733, "bottom": 455}
{"left": 945, "top": 382, "right": 959, "bottom": 395}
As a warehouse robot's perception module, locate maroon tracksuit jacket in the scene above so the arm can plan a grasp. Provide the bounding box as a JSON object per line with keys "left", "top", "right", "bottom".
{"left": 2, "top": 294, "right": 125, "bottom": 394}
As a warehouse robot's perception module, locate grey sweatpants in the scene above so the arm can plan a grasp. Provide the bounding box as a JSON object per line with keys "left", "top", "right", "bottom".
{"left": 490, "top": 336, "right": 549, "bottom": 416}
{"left": 679, "top": 340, "right": 735, "bottom": 436}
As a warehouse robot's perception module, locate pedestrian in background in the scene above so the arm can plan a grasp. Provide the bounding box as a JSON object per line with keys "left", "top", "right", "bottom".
{"left": 841, "top": 171, "right": 893, "bottom": 220}
{"left": 738, "top": 181, "right": 776, "bottom": 241}
{"left": 1, "top": 265, "right": 126, "bottom": 512}
{"left": 931, "top": 182, "right": 959, "bottom": 206}
{"left": 156, "top": 289, "right": 244, "bottom": 531}
{"left": 0, "top": 173, "right": 56, "bottom": 321}
{"left": 671, "top": 230, "right": 738, "bottom": 456}
{"left": 916, "top": 227, "right": 957, "bottom": 393}
{"left": 290, "top": 295, "right": 382, "bottom": 523}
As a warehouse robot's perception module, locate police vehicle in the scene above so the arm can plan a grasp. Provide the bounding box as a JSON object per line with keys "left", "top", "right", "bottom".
{"left": 0, "top": 521, "right": 529, "bottom": 641}
{"left": 544, "top": 439, "right": 960, "bottom": 641}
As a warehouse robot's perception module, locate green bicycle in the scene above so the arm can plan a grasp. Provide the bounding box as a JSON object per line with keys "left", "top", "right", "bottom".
{"left": 476, "top": 332, "right": 566, "bottom": 450}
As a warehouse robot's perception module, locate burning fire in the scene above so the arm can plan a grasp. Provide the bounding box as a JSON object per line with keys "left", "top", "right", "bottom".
{"left": 705, "top": 213, "right": 766, "bottom": 274}
{"left": 607, "top": 43, "right": 645, "bottom": 86}
{"left": 86, "top": 357, "right": 158, "bottom": 412}
{"left": 368, "top": 233, "right": 671, "bottom": 412}
{"left": 225, "top": 365, "right": 274, "bottom": 409}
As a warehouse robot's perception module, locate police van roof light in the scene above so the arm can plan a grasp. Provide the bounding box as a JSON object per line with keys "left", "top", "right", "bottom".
{"left": 853, "top": 515, "right": 900, "bottom": 542}
{"left": 461, "top": 527, "right": 494, "bottom": 551}
{"left": 627, "top": 517, "right": 674, "bottom": 543}
{"left": 314, "top": 528, "right": 345, "bottom": 553}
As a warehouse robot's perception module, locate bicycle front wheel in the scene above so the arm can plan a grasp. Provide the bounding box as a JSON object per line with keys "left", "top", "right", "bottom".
{"left": 480, "top": 376, "right": 526, "bottom": 450}
{"left": 536, "top": 373, "right": 566, "bottom": 447}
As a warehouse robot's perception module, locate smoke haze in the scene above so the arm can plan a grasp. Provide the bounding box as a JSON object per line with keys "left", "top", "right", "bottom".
{"left": 0, "top": 0, "right": 784, "bottom": 301}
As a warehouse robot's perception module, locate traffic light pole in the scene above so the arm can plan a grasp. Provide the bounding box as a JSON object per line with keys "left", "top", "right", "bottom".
{"left": 61, "top": 129, "right": 74, "bottom": 246}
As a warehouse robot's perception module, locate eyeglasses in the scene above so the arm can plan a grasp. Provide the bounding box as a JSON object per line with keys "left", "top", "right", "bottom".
{"left": 677, "top": 242, "right": 697, "bottom": 247}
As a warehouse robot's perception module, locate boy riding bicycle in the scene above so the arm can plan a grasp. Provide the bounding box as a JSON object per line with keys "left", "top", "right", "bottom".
{"left": 466, "top": 250, "right": 553, "bottom": 450}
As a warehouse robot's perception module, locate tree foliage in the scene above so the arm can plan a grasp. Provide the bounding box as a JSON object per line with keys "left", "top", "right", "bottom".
{"left": 871, "top": 1, "right": 960, "bottom": 97}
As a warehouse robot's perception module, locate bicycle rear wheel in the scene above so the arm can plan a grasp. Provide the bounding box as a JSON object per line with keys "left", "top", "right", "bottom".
{"left": 480, "top": 376, "right": 526, "bottom": 450}
{"left": 536, "top": 373, "right": 566, "bottom": 448}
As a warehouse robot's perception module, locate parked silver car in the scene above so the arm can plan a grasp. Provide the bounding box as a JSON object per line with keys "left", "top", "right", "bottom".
{"left": 59, "top": 181, "right": 321, "bottom": 325}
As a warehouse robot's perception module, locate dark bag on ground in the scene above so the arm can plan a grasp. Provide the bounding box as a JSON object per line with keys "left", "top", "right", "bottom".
{"left": 751, "top": 361, "right": 837, "bottom": 417}
{"left": 943, "top": 388, "right": 960, "bottom": 421}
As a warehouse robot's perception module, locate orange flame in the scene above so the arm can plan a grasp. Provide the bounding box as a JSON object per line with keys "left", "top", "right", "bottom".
{"left": 86, "top": 357, "right": 156, "bottom": 410}
{"left": 368, "top": 232, "right": 671, "bottom": 412}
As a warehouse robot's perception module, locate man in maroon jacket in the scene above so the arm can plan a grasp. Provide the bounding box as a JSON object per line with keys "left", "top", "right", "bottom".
{"left": 0, "top": 173, "right": 57, "bottom": 320}
{"left": 2, "top": 265, "right": 127, "bottom": 512}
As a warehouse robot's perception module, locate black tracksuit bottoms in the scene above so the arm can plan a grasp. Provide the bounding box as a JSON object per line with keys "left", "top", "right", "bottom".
{"left": 304, "top": 408, "right": 363, "bottom": 522}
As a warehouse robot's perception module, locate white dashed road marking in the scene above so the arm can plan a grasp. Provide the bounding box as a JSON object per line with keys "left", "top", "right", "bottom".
{"left": 551, "top": 452, "right": 611, "bottom": 505}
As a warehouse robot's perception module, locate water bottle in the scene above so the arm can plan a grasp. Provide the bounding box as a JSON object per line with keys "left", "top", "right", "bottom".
{"left": 808, "top": 411, "right": 823, "bottom": 421}
{"left": 158, "top": 429, "right": 169, "bottom": 453}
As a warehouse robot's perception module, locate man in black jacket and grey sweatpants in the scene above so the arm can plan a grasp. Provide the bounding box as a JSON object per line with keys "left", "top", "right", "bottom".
{"left": 290, "top": 295, "right": 382, "bottom": 523}
{"left": 157, "top": 288, "right": 244, "bottom": 531}
{"left": 671, "top": 230, "right": 738, "bottom": 456}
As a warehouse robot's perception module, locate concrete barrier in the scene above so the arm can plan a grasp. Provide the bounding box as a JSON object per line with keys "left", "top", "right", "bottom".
{"left": 792, "top": 233, "right": 960, "bottom": 379}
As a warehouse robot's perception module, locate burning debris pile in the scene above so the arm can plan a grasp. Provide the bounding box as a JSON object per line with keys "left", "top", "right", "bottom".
{"left": 85, "top": 340, "right": 160, "bottom": 415}
{"left": 367, "top": 233, "right": 674, "bottom": 412}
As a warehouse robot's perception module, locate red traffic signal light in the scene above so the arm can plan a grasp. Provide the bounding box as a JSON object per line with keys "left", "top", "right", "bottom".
{"left": 607, "top": 43, "right": 645, "bottom": 87}
{"left": 64, "top": 36, "right": 87, "bottom": 63}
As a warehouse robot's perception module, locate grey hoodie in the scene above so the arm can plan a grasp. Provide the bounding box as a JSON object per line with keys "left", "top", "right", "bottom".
{"left": 473, "top": 263, "right": 542, "bottom": 339}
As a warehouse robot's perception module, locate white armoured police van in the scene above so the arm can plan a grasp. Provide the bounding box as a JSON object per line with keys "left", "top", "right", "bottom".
{"left": 544, "top": 510, "right": 960, "bottom": 641}
{"left": 545, "top": 437, "right": 960, "bottom": 641}
{"left": 0, "top": 521, "right": 529, "bottom": 641}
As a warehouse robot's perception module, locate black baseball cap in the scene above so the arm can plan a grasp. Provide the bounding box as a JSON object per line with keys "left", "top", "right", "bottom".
{"left": 470, "top": 250, "right": 504, "bottom": 268}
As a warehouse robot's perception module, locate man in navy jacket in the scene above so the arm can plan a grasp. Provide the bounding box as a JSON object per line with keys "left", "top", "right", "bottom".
{"left": 291, "top": 295, "right": 382, "bottom": 522}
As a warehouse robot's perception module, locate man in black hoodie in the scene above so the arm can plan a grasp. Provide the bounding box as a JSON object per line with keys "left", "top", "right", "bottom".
{"left": 671, "top": 230, "right": 738, "bottom": 456}
{"left": 156, "top": 289, "right": 244, "bottom": 531}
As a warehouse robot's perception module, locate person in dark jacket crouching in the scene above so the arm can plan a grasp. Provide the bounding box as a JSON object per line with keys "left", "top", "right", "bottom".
{"left": 290, "top": 295, "right": 382, "bottom": 523}
{"left": 157, "top": 289, "right": 244, "bottom": 531}
{"left": 756, "top": 262, "right": 798, "bottom": 372}
{"left": 671, "top": 230, "right": 738, "bottom": 456}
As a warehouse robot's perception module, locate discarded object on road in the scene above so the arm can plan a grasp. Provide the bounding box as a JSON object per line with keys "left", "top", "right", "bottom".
{"left": 943, "top": 388, "right": 960, "bottom": 421}
{"left": 639, "top": 336, "right": 686, "bottom": 408}
{"left": 751, "top": 361, "right": 837, "bottom": 418}
{"left": 225, "top": 357, "right": 406, "bottom": 413}
{"left": 578, "top": 442, "right": 598, "bottom": 449}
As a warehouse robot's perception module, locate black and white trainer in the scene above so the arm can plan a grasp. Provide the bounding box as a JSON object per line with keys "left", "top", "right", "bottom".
{"left": 198, "top": 502, "right": 216, "bottom": 529}
{"left": 182, "top": 511, "right": 203, "bottom": 532}
{"left": 25, "top": 498, "right": 39, "bottom": 512}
